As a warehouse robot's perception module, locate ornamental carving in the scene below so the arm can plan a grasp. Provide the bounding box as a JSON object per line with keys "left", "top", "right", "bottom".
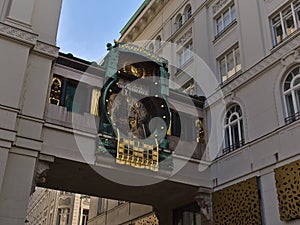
{"left": 213, "top": 0, "right": 229, "bottom": 14}
{"left": 176, "top": 28, "right": 192, "bottom": 47}
{"left": 275, "top": 159, "right": 300, "bottom": 221}
{"left": 0, "top": 22, "right": 37, "bottom": 45}
{"left": 212, "top": 177, "right": 262, "bottom": 225}
{"left": 34, "top": 41, "right": 59, "bottom": 58}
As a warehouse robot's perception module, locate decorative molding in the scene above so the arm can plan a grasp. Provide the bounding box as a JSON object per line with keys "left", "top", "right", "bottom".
{"left": 212, "top": 0, "right": 229, "bottom": 14}
{"left": 0, "top": 22, "right": 37, "bottom": 45}
{"left": 33, "top": 41, "right": 59, "bottom": 58}
{"left": 176, "top": 27, "right": 192, "bottom": 47}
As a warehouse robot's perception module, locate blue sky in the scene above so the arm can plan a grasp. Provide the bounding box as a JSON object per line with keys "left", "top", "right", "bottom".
{"left": 57, "top": 0, "right": 144, "bottom": 62}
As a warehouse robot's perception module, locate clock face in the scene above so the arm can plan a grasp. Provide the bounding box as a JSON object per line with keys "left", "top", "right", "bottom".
{"left": 106, "top": 84, "right": 150, "bottom": 139}
{"left": 103, "top": 78, "right": 170, "bottom": 140}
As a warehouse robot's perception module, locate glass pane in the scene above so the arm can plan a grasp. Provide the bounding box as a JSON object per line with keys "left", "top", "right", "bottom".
{"left": 232, "top": 122, "right": 240, "bottom": 145}
{"left": 65, "top": 84, "right": 76, "bottom": 112}
{"left": 216, "top": 17, "right": 223, "bottom": 33}
{"left": 285, "top": 14, "right": 296, "bottom": 35}
{"left": 230, "top": 114, "right": 238, "bottom": 122}
{"left": 231, "top": 5, "right": 236, "bottom": 21}
{"left": 225, "top": 127, "right": 230, "bottom": 147}
{"left": 220, "top": 58, "right": 226, "bottom": 82}
{"left": 296, "top": 89, "right": 300, "bottom": 113}
{"left": 297, "top": 9, "right": 300, "bottom": 27}
{"left": 286, "top": 93, "right": 295, "bottom": 116}
{"left": 284, "top": 74, "right": 293, "bottom": 91}
{"left": 227, "top": 51, "right": 234, "bottom": 77}
{"left": 235, "top": 49, "right": 241, "bottom": 72}
{"left": 294, "top": 77, "right": 300, "bottom": 86}
{"left": 224, "top": 10, "right": 230, "bottom": 27}
{"left": 292, "top": 67, "right": 300, "bottom": 76}
{"left": 274, "top": 24, "right": 283, "bottom": 44}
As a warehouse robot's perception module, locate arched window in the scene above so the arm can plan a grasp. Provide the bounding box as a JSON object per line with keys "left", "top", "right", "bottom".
{"left": 223, "top": 104, "right": 244, "bottom": 154}
{"left": 155, "top": 35, "right": 162, "bottom": 50}
{"left": 283, "top": 66, "right": 300, "bottom": 123}
{"left": 148, "top": 43, "right": 154, "bottom": 52}
{"left": 184, "top": 4, "right": 192, "bottom": 21}
{"left": 175, "top": 14, "right": 183, "bottom": 31}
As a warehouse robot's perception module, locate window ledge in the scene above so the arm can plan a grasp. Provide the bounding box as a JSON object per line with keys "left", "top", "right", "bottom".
{"left": 213, "top": 20, "right": 237, "bottom": 44}
{"left": 175, "top": 57, "right": 194, "bottom": 77}
{"left": 220, "top": 70, "right": 243, "bottom": 86}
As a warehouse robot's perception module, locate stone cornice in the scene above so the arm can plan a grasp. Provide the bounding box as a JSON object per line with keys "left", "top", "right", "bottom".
{"left": 207, "top": 32, "right": 300, "bottom": 106}
{"left": 0, "top": 22, "right": 37, "bottom": 45}
{"left": 33, "top": 41, "right": 59, "bottom": 58}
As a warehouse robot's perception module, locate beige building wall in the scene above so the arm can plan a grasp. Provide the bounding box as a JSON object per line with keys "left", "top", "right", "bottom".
{"left": 118, "top": 0, "right": 300, "bottom": 224}
{"left": 0, "top": 0, "right": 61, "bottom": 224}
{"left": 27, "top": 188, "right": 90, "bottom": 225}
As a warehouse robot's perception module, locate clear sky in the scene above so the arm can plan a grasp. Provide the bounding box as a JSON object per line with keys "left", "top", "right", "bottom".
{"left": 57, "top": 0, "right": 144, "bottom": 62}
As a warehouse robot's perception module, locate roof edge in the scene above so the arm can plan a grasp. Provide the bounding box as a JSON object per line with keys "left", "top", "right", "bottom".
{"left": 120, "top": 0, "right": 151, "bottom": 36}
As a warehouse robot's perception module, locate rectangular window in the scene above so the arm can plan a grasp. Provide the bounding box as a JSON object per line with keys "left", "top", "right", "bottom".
{"left": 218, "top": 45, "right": 241, "bottom": 82}
{"left": 178, "top": 42, "right": 193, "bottom": 68}
{"left": 271, "top": 1, "right": 300, "bottom": 46}
{"left": 182, "top": 79, "right": 195, "bottom": 95}
{"left": 215, "top": 4, "right": 236, "bottom": 35}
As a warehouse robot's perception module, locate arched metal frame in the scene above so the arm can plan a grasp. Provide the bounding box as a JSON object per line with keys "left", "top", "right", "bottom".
{"left": 283, "top": 66, "right": 300, "bottom": 123}
{"left": 223, "top": 104, "right": 244, "bottom": 154}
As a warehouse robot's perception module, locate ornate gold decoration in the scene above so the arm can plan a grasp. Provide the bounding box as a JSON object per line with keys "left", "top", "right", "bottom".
{"left": 90, "top": 89, "right": 101, "bottom": 116}
{"left": 116, "top": 132, "right": 159, "bottom": 172}
{"left": 118, "top": 43, "right": 166, "bottom": 64}
{"left": 212, "top": 177, "right": 262, "bottom": 225}
{"left": 196, "top": 118, "right": 205, "bottom": 143}
{"left": 49, "top": 77, "right": 62, "bottom": 105}
{"left": 275, "top": 160, "right": 300, "bottom": 221}
{"left": 134, "top": 214, "right": 158, "bottom": 225}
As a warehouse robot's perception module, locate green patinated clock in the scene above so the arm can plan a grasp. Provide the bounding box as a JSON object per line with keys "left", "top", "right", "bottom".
{"left": 97, "top": 42, "right": 172, "bottom": 171}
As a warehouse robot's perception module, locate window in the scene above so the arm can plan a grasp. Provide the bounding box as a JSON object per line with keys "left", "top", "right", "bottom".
{"left": 182, "top": 79, "right": 195, "bottom": 95}
{"left": 81, "top": 209, "right": 89, "bottom": 225}
{"left": 148, "top": 43, "right": 154, "bottom": 52}
{"left": 174, "top": 202, "right": 201, "bottom": 225}
{"left": 283, "top": 66, "right": 300, "bottom": 123}
{"left": 223, "top": 104, "right": 244, "bottom": 154}
{"left": 218, "top": 45, "right": 241, "bottom": 82}
{"left": 175, "top": 14, "right": 183, "bottom": 31}
{"left": 155, "top": 35, "right": 162, "bottom": 50}
{"left": 56, "top": 208, "right": 70, "bottom": 225}
{"left": 178, "top": 42, "right": 193, "bottom": 68}
{"left": 49, "top": 75, "right": 101, "bottom": 116}
{"left": 184, "top": 4, "right": 192, "bottom": 21}
{"left": 215, "top": 4, "right": 236, "bottom": 35}
{"left": 271, "top": 1, "right": 300, "bottom": 46}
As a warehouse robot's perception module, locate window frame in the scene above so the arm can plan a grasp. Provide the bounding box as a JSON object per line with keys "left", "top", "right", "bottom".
{"left": 215, "top": 3, "right": 236, "bottom": 36}
{"left": 283, "top": 66, "right": 300, "bottom": 123}
{"left": 223, "top": 104, "right": 245, "bottom": 155}
{"left": 177, "top": 41, "right": 193, "bottom": 69}
{"left": 175, "top": 13, "right": 183, "bottom": 31}
{"left": 218, "top": 45, "right": 241, "bottom": 83}
{"left": 271, "top": 1, "right": 300, "bottom": 46}
{"left": 184, "top": 4, "right": 192, "bottom": 22}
